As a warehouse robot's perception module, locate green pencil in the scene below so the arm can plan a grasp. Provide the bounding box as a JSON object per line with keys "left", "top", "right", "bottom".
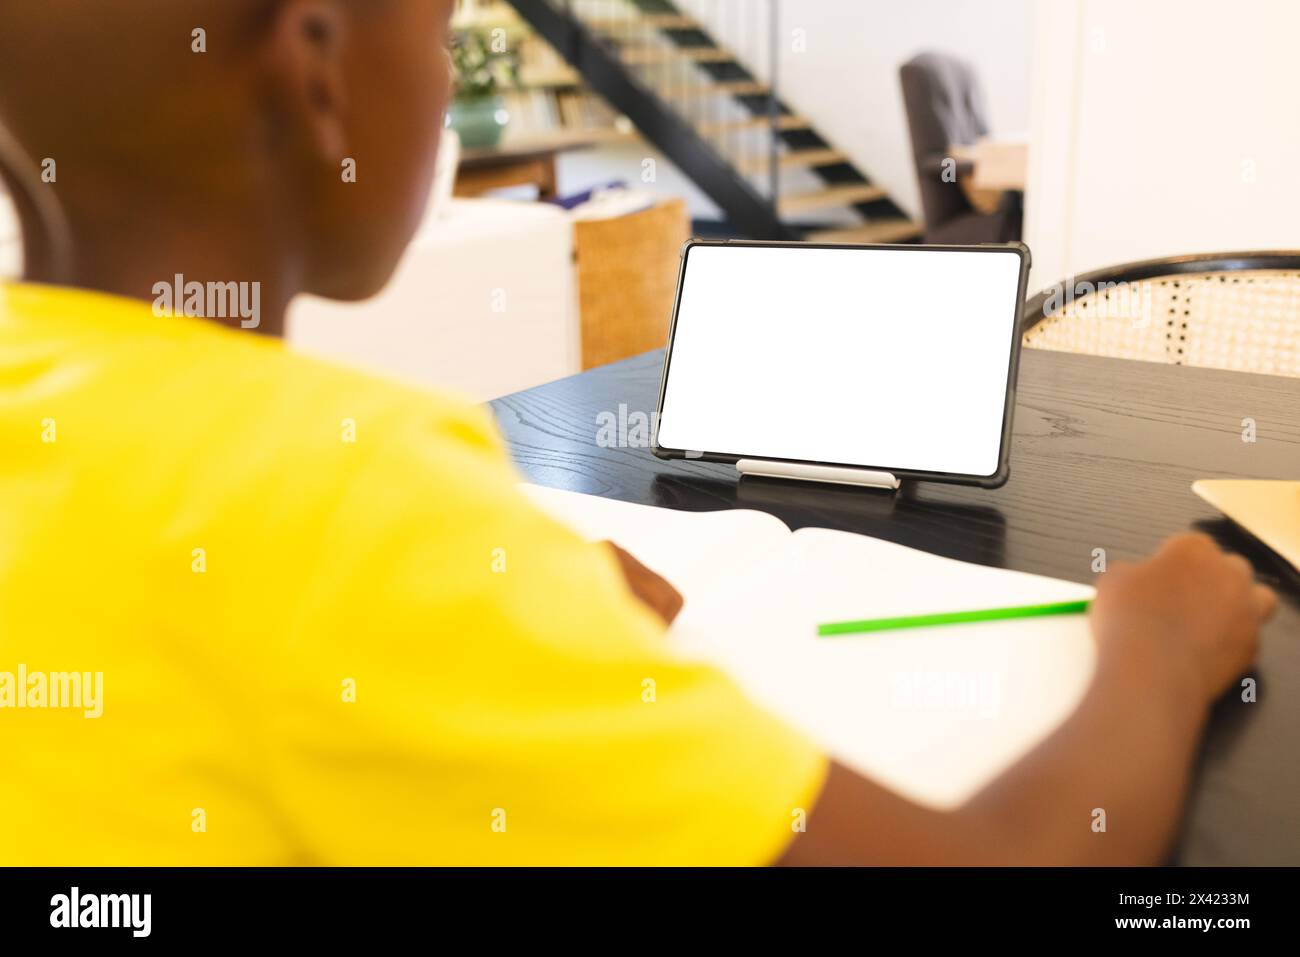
{"left": 817, "top": 599, "right": 1092, "bottom": 637}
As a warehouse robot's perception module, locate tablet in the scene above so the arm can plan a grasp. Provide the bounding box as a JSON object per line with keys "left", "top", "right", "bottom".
{"left": 653, "top": 240, "right": 1031, "bottom": 488}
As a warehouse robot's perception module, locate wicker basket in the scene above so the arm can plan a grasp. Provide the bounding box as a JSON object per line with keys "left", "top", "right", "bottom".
{"left": 573, "top": 198, "right": 690, "bottom": 370}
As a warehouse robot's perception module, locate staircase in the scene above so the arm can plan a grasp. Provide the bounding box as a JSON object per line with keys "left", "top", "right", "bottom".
{"left": 507, "top": 0, "right": 921, "bottom": 242}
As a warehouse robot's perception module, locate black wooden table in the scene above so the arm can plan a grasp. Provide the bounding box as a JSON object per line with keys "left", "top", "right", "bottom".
{"left": 490, "top": 347, "right": 1300, "bottom": 865}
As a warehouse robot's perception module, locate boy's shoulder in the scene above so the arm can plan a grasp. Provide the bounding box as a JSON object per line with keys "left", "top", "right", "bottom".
{"left": 2, "top": 281, "right": 510, "bottom": 511}
{"left": 153, "top": 309, "right": 510, "bottom": 494}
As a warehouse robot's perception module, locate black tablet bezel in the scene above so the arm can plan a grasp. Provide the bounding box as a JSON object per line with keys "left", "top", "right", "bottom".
{"left": 651, "top": 239, "right": 1033, "bottom": 489}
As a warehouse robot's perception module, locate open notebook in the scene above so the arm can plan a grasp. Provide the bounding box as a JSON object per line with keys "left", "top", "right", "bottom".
{"left": 523, "top": 484, "right": 1097, "bottom": 809}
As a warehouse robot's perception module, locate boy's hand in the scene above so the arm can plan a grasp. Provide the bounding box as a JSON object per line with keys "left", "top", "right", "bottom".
{"left": 1089, "top": 533, "right": 1277, "bottom": 706}
{"left": 605, "top": 543, "right": 684, "bottom": 627}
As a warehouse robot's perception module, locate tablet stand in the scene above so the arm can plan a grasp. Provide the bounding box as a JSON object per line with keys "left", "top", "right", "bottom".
{"left": 735, "top": 459, "right": 901, "bottom": 490}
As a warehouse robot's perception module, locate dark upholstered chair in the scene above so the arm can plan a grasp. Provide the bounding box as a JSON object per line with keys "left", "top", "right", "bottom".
{"left": 899, "top": 51, "right": 1021, "bottom": 245}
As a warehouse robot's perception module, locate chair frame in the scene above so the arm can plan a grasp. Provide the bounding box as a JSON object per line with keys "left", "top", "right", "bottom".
{"left": 1022, "top": 250, "right": 1300, "bottom": 334}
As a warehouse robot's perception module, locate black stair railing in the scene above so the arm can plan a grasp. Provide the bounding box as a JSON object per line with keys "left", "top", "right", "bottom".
{"left": 511, "top": 0, "right": 796, "bottom": 239}
{"left": 617, "top": 0, "right": 908, "bottom": 226}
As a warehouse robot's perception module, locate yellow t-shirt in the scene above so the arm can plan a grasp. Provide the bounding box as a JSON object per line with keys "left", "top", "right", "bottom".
{"left": 0, "top": 282, "right": 825, "bottom": 865}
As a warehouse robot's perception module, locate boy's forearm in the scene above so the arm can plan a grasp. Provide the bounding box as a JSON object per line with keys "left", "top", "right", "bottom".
{"left": 781, "top": 643, "right": 1210, "bottom": 866}
{"left": 960, "top": 645, "right": 1210, "bottom": 865}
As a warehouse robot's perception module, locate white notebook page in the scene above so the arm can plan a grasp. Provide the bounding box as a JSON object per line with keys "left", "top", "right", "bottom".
{"left": 521, "top": 484, "right": 1097, "bottom": 808}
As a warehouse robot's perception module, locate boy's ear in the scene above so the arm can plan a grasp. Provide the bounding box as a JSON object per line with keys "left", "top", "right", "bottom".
{"left": 265, "top": 0, "right": 349, "bottom": 162}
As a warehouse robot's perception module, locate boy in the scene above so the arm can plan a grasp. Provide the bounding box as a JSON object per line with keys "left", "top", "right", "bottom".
{"left": 0, "top": 0, "right": 1277, "bottom": 865}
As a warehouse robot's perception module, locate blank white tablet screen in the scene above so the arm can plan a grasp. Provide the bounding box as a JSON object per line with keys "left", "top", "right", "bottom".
{"left": 657, "top": 244, "right": 1023, "bottom": 477}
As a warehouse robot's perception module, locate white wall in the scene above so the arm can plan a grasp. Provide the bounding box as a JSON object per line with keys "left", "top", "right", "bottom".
{"left": 0, "top": 192, "right": 19, "bottom": 278}
{"left": 1025, "top": 0, "right": 1300, "bottom": 289}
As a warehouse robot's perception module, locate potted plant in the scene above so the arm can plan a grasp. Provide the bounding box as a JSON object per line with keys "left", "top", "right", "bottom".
{"left": 448, "top": 27, "right": 519, "bottom": 149}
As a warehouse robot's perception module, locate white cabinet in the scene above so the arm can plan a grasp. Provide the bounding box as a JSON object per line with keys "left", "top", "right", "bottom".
{"left": 289, "top": 198, "right": 579, "bottom": 402}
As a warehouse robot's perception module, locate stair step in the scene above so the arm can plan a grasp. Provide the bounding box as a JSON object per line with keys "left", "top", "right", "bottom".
{"left": 736, "top": 149, "right": 849, "bottom": 175}
{"left": 806, "top": 219, "right": 925, "bottom": 244}
{"left": 585, "top": 14, "right": 701, "bottom": 31}
{"left": 778, "top": 184, "right": 887, "bottom": 216}
{"left": 619, "top": 46, "right": 735, "bottom": 66}
{"left": 515, "top": 4, "right": 911, "bottom": 243}
{"left": 697, "top": 115, "right": 813, "bottom": 135}
{"left": 658, "top": 81, "right": 770, "bottom": 99}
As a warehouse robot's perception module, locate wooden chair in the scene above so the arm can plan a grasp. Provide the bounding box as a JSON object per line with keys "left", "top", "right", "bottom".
{"left": 1023, "top": 252, "right": 1300, "bottom": 379}
{"left": 573, "top": 198, "right": 689, "bottom": 370}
